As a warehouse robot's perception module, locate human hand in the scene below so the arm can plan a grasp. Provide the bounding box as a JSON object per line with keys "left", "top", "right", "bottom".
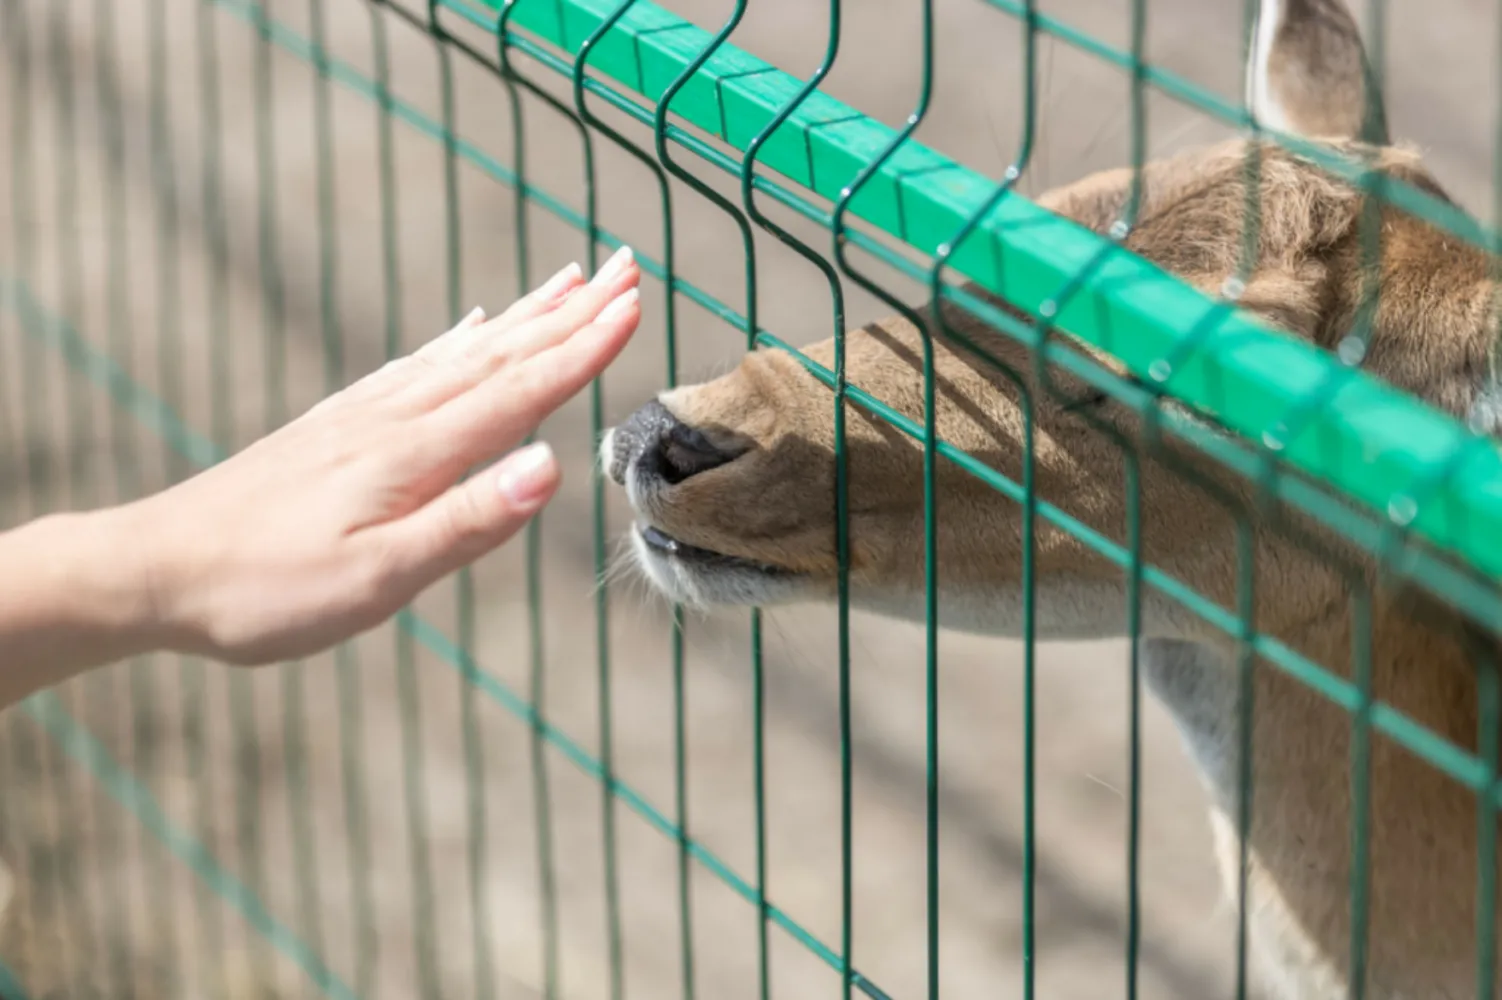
{"left": 125, "top": 246, "right": 641, "bottom": 666}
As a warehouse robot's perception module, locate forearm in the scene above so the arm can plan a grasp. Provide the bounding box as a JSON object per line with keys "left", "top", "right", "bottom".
{"left": 0, "top": 257, "right": 636, "bottom": 709}
{"left": 0, "top": 504, "right": 171, "bottom": 711}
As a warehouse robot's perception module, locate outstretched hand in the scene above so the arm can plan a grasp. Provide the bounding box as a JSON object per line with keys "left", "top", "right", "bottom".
{"left": 122, "top": 246, "right": 640, "bottom": 667}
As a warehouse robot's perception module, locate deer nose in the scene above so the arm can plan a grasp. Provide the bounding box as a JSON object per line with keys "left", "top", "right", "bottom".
{"left": 607, "top": 399, "right": 741, "bottom": 487}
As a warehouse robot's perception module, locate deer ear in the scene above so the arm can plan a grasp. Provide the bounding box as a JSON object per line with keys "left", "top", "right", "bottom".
{"left": 1245, "top": 0, "right": 1389, "bottom": 143}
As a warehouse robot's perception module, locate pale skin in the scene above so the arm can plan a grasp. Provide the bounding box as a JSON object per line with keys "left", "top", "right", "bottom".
{"left": 0, "top": 244, "right": 642, "bottom": 712}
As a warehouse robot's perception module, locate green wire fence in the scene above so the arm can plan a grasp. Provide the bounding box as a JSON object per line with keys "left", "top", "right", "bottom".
{"left": 2, "top": 0, "right": 1502, "bottom": 997}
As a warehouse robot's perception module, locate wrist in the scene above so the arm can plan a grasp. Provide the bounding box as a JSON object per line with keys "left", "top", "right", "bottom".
{"left": 0, "top": 504, "right": 180, "bottom": 707}
{"left": 33, "top": 504, "right": 178, "bottom": 660}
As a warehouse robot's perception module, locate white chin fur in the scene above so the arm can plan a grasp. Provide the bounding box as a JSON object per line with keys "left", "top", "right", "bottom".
{"left": 627, "top": 529, "right": 810, "bottom": 609}
{"left": 598, "top": 427, "right": 616, "bottom": 475}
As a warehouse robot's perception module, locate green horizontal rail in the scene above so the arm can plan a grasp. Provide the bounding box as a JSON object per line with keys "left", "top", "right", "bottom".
{"left": 482, "top": 0, "right": 1502, "bottom": 584}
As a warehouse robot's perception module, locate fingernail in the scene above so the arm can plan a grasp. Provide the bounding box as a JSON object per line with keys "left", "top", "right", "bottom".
{"left": 460, "top": 305, "right": 486, "bottom": 328}
{"left": 597, "top": 287, "right": 639, "bottom": 323}
{"left": 538, "top": 261, "right": 583, "bottom": 301}
{"left": 593, "top": 245, "right": 634, "bottom": 285}
{"left": 496, "top": 442, "right": 557, "bottom": 506}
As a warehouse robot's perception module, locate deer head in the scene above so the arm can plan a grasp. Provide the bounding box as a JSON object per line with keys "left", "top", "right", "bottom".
{"left": 603, "top": 1, "right": 1502, "bottom": 996}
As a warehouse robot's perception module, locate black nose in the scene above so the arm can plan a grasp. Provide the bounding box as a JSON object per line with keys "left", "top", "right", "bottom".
{"left": 608, "top": 399, "right": 741, "bottom": 487}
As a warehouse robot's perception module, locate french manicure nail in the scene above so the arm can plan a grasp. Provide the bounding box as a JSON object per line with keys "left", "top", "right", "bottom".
{"left": 597, "top": 287, "right": 639, "bottom": 323}
{"left": 462, "top": 305, "right": 486, "bottom": 326}
{"left": 496, "top": 442, "right": 557, "bottom": 506}
{"left": 593, "top": 245, "right": 635, "bottom": 284}
{"left": 538, "top": 261, "right": 583, "bottom": 300}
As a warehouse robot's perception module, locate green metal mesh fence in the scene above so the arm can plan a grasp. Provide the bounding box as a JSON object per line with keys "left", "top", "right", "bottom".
{"left": 2, "top": 0, "right": 1502, "bottom": 997}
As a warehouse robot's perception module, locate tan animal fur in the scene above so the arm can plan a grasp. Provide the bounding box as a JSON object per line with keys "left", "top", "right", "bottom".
{"left": 602, "top": 0, "right": 1502, "bottom": 996}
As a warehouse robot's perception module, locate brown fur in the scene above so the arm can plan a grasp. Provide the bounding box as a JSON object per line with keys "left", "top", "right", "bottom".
{"left": 605, "top": 3, "right": 1502, "bottom": 996}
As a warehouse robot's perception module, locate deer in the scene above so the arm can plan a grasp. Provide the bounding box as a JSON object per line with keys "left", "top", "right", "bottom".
{"left": 600, "top": 0, "right": 1502, "bottom": 996}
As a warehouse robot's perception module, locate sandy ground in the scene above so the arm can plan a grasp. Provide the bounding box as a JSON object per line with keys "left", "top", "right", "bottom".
{"left": 0, "top": 0, "right": 1494, "bottom": 997}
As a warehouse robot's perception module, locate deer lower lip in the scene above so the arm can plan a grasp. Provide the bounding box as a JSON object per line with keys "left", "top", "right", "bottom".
{"left": 637, "top": 524, "right": 789, "bottom": 575}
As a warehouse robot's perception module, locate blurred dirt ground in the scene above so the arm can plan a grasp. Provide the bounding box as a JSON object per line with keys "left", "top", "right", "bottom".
{"left": 0, "top": 0, "right": 1494, "bottom": 997}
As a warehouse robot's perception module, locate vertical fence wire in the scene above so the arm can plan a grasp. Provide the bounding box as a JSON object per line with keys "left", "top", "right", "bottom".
{"left": 732, "top": 4, "right": 856, "bottom": 994}
{"left": 1478, "top": 645, "right": 1500, "bottom": 1000}
{"left": 487, "top": 6, "right": 637, "bottom": 991}
{"left": 828, "top": 3, "right": 939, "bottom": 994}
{"left": 1346, "top": 3, "right": 1390, "bottom": 976}
{"left": 143, "top": 0, "right": 194, "bottom": 986}
{"left": 648, "top": 8, "right": 782, "bottom": 995}
{"left": 0, "top": 13, "right": 42, "bottom": 989}
{"left": 648, "top": 7, "right": 775, "bottom": 992}
{"left": 928, "top": 2, "right": 1039, "bottom": 995}
{"left": 491, "top": 46, "right": 555, "bottom": 993}
{"left": 492, "top": 4, "right": 567, "bottom": 995}
{"left": 1232, "top": 3, "right": 1264, "bottom": 999}
{"left": 385, "top": 1, "right": 443, "bottom": 984}
{"left": 48, "top": 0, "right": 88, "bottom": 512}
{"left": 0, "top": 10, "right": 74, "bottom": 952}
{"left": 40, "top": 0, "right": 97, "bottom": 992}
{"left": 357, "top": 4, "right": 399, "bottom": 993}
{"left": 1481, "top": 0, "right": 1502, "bottom": 989}
{"left": 91, "top": 0, "right": 147, "bottom": 988}
{"left": 1230, "top": 524, "right": 1257, "bottom": 1000}
{"left": 316, "top": 0, "right": 381, "bottom": 982}
{"left": 268, "top": 44, "right": 325, "bottom": 1000}
{"left": 253, "top": 0, "right": 336, "bottom": 979}
{"left": 648, "top": 14, "right": 773, "bottom": 994}
{"left": 232, "top": 0, "right": 278, "bottom": 984}
{"left": 1121, "top": 1, "right": 1147, "bottom": 992}
{"left": 567, "top": 13, "right": 630, "bottom": 995}
{"left": 0, "top": 5, "right": 38, "bottom": 983}
{"left": 1021, "top": 0, "right": 1149, "bottom": 994}
{"left": 355, "top": 5, "right": 444, "bottom": 997}
{"left": 423, "top": 6, "right": 500, "bottom": 996}
{"left": 292, "top": 0, "right": 378, "bottom": 972}
{"left": 5, "top": 0, "right": 40, "bottom": 514}
{"left": 192, "top": 0, "right": 234, "bottom": 992}
{"left": 1347, "top": 587, "right": 1375, "bottom": 1000}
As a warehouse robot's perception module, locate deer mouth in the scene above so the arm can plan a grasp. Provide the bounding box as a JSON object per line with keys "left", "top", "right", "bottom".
{"left": 634, "top": 523, "right": 794, "bottom": 577}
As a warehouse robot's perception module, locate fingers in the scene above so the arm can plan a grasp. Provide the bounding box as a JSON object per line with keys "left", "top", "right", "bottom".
{"left": 384, "top": 247, "right": 639, "bottom": 416}
{"left": 455, "top": 304, "right": 490, "bottom": 333}
{"left": 494, "top": 246, "right": 639, "bottom": 364}
{"left": 413, "top": 247, "right": 632, "bottom": 372}
{"left": 303, "top": 304, "right": 494, "bottom": 418}
{"left": 409, "top": 305, "right": 491, "bottom": 363}
{"left": 415, "top": 262, "right": 585, "bottom": 365}
{"left": 378, "top": 441, "right": 561, "bottom": 589}
{"left": 427, "top": 282, "right": 641, "bottom": 469}
{"left": 302, "top": 246, "right": 640, "bottom": 509}
{"left": 487, "top": 262, "right": 585, "bottom": 331}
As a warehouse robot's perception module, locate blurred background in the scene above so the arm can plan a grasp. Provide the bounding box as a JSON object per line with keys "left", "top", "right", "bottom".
{"left": 0, "top": 0, "right": 1496, "bottom": 997}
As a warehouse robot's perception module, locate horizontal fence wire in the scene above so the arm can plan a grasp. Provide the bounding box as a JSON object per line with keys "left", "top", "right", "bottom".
{"left": 0, "top": 967, "right": 25, "bottom": 1000}
{"left": 3, "top": 0, "right": 1502, "bottom": 997}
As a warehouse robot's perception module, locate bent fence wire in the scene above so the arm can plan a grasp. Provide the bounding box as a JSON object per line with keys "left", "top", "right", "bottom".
{"left": 1, "top": 0, "right": 1501, "bottom": 998}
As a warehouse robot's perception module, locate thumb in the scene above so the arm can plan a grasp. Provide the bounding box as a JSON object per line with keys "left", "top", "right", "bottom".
{"left": 384, "top": 441, "right": 561, "bottom": 588}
